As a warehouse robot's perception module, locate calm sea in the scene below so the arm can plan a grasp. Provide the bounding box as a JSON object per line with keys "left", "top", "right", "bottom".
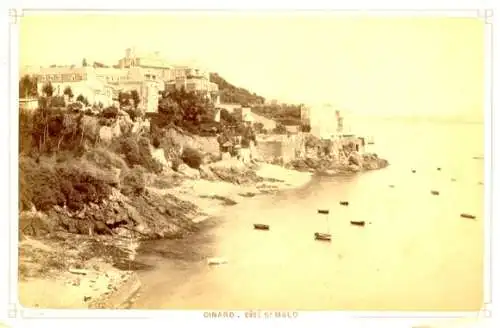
{"left": 132, "top": 119, "right": 485, "bottom": 311}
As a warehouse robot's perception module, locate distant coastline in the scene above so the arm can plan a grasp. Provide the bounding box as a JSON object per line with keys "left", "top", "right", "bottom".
{"left": 351, "top": 114, "right": 484, "bottom": 125}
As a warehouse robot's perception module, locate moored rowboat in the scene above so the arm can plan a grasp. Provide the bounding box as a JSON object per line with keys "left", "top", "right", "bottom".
{"left": 253, "top": 224, "right": 270, "bottom": 230}
{"left": 314, "top": 232, "right": 331, "bottom": 241}
{"left": 460, "top": 213, "right": 476, "bottom": 219}
{"left": 207, "top": 257, "right": 228, "bottom": 265}
{"left": 350, "top": 221, "right": 366, "bottom": 227}
{"left": 317, "top": 209, "right": 329, "bottom": 214}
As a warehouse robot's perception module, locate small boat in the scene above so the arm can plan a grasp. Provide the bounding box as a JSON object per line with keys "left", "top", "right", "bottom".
{"left": 207, "top": 257, "right": 228, "bottom": 265}
{"left": 431, "top": 190, "right": 440, "bottom": 196}
{"left": 314, "top": 232, "right": 331, "bottom": 241}
{"left": 317, "top": 209, "right": 329, "bottom": 214}
{"left": 412, "top": 169, "right": 416, "bottom": 173}
{"left": 253, "top": 224, "right": 270, "bottom": 230}
{"left": 339, "top": 201, "right": 349, "bottom": 206}
{"left": 350, "top": 221, "right": 366, "bottom": 227}
{"left": 460, "top": 213, "right": 476, "bottom": 219}
{"left": 437, "top": 167, "right": 442, "bottom": 171}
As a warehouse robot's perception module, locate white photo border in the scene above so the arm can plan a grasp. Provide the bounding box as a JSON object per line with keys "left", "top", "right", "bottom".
{"left": 1, "top": 1, "right": 498, "bottom": 328}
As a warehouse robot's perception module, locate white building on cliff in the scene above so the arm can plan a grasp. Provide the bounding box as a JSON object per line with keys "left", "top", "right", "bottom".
{"left": 309, "top": 103, "right": 354, "bottom": 139}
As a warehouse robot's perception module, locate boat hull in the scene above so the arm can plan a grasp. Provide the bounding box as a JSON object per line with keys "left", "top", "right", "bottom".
{"left": 254, "top": 224, "right": 270, "bottom": 230}
{"left": 314, "top": 233, "right": 331, "bottom": 241}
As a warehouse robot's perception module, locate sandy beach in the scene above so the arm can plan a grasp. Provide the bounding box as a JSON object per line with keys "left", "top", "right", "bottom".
{"left": 17, "top": 162, "right": 312, "bottom": 309}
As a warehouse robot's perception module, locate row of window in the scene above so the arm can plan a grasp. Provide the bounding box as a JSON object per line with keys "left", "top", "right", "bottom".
{"left": 39, "top": 73, "right": 87, "bottom": 82}
{"left": 101, "top": 75, "right": 124, "bottom": 82}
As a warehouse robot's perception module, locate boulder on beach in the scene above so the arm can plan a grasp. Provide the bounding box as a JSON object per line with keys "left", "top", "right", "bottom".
{"left": 348, "top": 151, "right": 363, "bottom": 167}
{"left": 177, "top": 163, "right": 201, "bottom": 179}
{"left": 209, "top": 159, "right": 263, "bottom": 185}
{"left": 348, "top": 164, "right": 361, "bottom": 172}
{"left": 362, "top": 153, "right": 388, "bottom": 170}
{"left": 221, "top": 152, "right": 231, "bottom": 161}
{"left": 199, "top": 165, "right": 218, "bottom": 181}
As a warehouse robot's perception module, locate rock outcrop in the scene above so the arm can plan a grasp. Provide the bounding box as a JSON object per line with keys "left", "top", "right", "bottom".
{"left": 208, "top": 159, "right": 264, "bottom": 185}
{"left": 22, "top": 186, "right": 199, "bottom": 241}
{"left": 287, "top": 151, "right": 388, "bottom": 175}
{"left": 176, "top": 163, "right": 201, "bottom": 180}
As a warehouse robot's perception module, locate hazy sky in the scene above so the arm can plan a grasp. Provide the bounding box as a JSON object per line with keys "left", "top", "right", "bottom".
{"left": 19, "top": 12, "right": 485, "bottom": 118}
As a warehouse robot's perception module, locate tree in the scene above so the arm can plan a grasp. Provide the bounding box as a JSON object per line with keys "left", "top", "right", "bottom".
{"left": 130, "top": 90, "right": 140, "bottom": 109}
{"left": 42, "top": 82, "right": 54, "bottom": 97}
{"left": 63, "top": 86, "right": 74, "bottom": 100}
{"left": 118, "top": 92, "right": 131, "bottom": 107}
{"left": 19, "top": 75, "right": 38, "bottom": 98}
{"left": 273, "top": 123, "right": 287, "bottom": 135}
{"left": 155, "top": 88, "right": 215, "bottom": 134}
{"left": 51, "top": 96, "right": 66, "bottom": 108}
{"left": 253, "top": 122, "right": 264, "bottom": 133}
{"left": 76, "top": 94, "right": 89, "bottom": 106}
{"left": 82, "top": 58, "right": 88, "bottom": 67}
{"left": 158, "top": 96, "right": 183, "bottom": 125}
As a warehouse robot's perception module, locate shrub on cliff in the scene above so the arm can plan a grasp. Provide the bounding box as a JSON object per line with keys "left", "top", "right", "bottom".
{"left": 55, "top": 159, "right": 116, "bottom": 210}
{"left": 101, "top": 106, "right": 119, "bottom": 119}
{"left": 125, "top": 108, "right": 143, "bottom": 122}
{"left": 20, "top": 156, "right": 118, "bottom": 212}
{"left": 117, "top": 136, "right": 163, "bottom": 174}
{"left": 120, "top": 166, "right": 146, "bottom": 196}
{"left": 84, "top": 147, "right": 128, "bottom": 171}
{"left": 19, "top": 156, "right": 64, "bottom": 211}
{"left": 181, "top": 147, "right": 203, "bottom": 169}
{"left": 273, "top": 123, "right": 287, "bottom": 135}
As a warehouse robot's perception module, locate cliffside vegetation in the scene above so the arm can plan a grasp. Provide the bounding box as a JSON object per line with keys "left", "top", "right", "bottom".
{"left": 209, "top": 73, "right": 265, "bottom": 105}
{"left": 207, "top": 72, "right": 305, "bottom": 128}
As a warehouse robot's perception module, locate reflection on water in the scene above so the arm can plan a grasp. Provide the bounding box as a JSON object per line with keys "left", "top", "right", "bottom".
{"left": 132, "top": 121, "right": 484, "bottom": 311}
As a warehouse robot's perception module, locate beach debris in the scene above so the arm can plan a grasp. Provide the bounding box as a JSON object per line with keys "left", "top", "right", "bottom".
{"left": 389, "top": 184, "right": 395, "bottom": 188}
{"left": 412, "top": 169, "right": 416, "bottom": 173}
{"left": 317, "top": 209, "right": 329, "bottom": 214}
{"left": 437, "top": 167, "right": 442, "bottom": 171}
{"left": 314, "top": 232, "right": 331, "bottom": 241}
{"left": 460, "top": 213, "right": 476, "bottom": 219}
{"left": 451, "top": 178, "right": 456, "bottom": 182}
{"left": 431, "top": 190, "right": 440, "bottom": 196}
{"left": 350, "top": 221, "right": 366, "bottom": 227}
{"left": 478, "top": 182, "right": 483, "bottom": 185}
{"left": 472, "top": 156, "right": 483, "bottom": 160}
{"left": 239, "top": 192, "right": 256, "bottom": 198}
{"left": 339, "top": 201, "right": 349, "bottom": 206}
{"left": 200, "top": 195, "right": 238, "bottom": 206}
{"left": 83, "top": 296, "right": 92, "bottom": 302}
{"left": 253, "top": 224, "right": 270, "bottom": 230}
{"left": 207, "top": 257, "right": 228, "bottom": 265}
{"left": 68, "top": 268, "right": 90, "bottom": 275}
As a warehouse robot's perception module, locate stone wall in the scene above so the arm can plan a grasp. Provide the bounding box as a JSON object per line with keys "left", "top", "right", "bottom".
{"left": 254, "top": 133, "right": 366, "bottom": 164}
{"left": 255, "top": 133, "right": 307, "bottom": 163}
{"left": 164, "top": 128, "right": 220, "bottom": 156}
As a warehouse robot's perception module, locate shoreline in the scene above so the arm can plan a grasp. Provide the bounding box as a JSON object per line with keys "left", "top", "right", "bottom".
{"left": 18, "top": 151, "right": 387, "bottom": 309}
{"left": 17, "top": 162, "right": 314, "bottom": 309}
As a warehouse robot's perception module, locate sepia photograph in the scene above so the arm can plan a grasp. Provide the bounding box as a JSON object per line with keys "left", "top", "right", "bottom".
{"left": 12, "top": 8, "right": 489, "bottom": 318}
